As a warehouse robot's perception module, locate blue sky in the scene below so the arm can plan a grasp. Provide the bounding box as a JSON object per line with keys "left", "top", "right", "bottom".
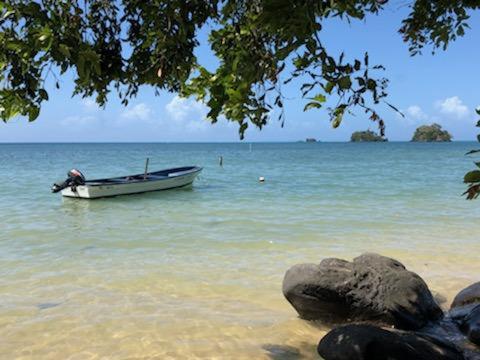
{"left": 2, "top": 6, "right": 479, "bottom": 142}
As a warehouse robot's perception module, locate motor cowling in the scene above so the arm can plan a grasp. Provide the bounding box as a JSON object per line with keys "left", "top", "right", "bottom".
{"left": 52, "top": 169, "right": 86, "bottom": 193}
{"left": 68, "top": 169, "right": 86, "bottom": 184}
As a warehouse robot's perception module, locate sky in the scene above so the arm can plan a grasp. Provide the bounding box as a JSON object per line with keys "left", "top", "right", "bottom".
{"left": 1, "top": 4, "right": 480, "bottom": 142}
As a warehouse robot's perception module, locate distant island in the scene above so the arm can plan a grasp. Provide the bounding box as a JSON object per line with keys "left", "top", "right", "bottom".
{"left": 305, "top": 138, "right": 317, "bottom": 143}
{"left": 411, "top": 123, "right": 452, "bottom": 142}
{"left": 350, "top": 130, "right": 387, "bottom": 142}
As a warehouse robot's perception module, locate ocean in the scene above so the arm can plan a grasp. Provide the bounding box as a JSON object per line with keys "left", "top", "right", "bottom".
{"left": 0, "top": 142, "right": 479, "bottom": 359}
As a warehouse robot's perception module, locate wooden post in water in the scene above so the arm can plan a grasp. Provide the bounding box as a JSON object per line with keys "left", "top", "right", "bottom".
{"left": 144, "top": 158, "right": 149, "bottom": 179}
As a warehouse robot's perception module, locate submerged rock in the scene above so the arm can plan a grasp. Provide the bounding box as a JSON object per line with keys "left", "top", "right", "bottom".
{"left": 317, "top": 324, "right": 464, "bottom": 360}
{"left": 282, "top": 253, "right": 442, "bottom": 330}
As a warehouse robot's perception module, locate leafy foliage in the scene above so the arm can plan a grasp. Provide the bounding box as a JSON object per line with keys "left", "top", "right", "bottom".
{"left": 400, "top": 1, "right": 480, "bottom": 55}
{"left": 350, "top": 130, "right": 387, "bottom": 142}
{"left": 0, "top": 0, "right": 398, "bottom": 137}
{"left": 464, "top": 109, "right": 480, "bottom": 199}
{"left": 411, "top": 123, "right": 452, "bottom": 142}
{"left": 0, "top": 0, "right": 216, "bottom": 121}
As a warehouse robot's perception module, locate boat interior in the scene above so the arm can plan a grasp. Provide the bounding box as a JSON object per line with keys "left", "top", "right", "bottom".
{"left": 85, "top": 166, "right": 200, "bottom": 185}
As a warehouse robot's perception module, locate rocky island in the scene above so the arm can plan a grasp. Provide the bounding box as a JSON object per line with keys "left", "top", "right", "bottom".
{"left": 350, "top": 130, "right": 387, "bottom": 142}
{"left": 412, "top": 123, "right": 452, "bottom": 142}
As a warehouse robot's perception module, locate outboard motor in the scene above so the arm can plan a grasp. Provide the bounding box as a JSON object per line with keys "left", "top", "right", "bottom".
{"left": 52, "top": 169, "right": 86, "bottom": 193}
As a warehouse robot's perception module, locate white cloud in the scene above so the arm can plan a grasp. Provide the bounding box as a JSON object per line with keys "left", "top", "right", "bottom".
{"left": 406, "top": 105, "right": 428, "bottom": 121}
{"left": 121, "top": 103, "right": 152, "bottom": 121}
{"left": 165, "top": 96, "right": 207, "bottom": 121}
{"left": 396, "top": 105, "right": 429, "bottom": 125}
{"left": 435, "top": 96, "right": 469, "bottom": 119}
{"left": 165, "top": 95, "right": 210, "bottom": 132}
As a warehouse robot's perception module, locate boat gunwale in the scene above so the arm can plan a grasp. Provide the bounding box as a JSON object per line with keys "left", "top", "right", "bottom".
{"left": 83, "top": 166, "right": 202, "bottom": 187}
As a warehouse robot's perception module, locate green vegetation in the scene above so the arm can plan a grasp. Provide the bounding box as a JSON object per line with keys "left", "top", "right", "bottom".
{"left": 411, "top": 124, "right": 452, "bottom": 142}
{"left": 1, "top": 1, "right": 479, "bottom": 197}
{"left": 2, "top": 1, "right": 477, "bottom": 134}
{"left": 464, "top": 109, "right": 480, "bottom": 199}
{"left": 351, "top": 130, "right": 387, "bottom": 142}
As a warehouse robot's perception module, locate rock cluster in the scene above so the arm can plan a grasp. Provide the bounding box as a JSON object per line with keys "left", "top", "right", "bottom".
{"left": 282, "top": 253, "right": 480, "bottom": 359}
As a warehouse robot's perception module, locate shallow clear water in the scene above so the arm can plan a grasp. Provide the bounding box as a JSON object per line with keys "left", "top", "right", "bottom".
{"left": 0, "top": 142, "right": 479, "bottom": 359}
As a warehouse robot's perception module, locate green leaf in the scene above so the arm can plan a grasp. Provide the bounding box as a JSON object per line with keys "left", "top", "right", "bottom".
{"left": 39, "top": 89, "right": 48, "bottom": 101}
{"left": 464, "top": 170, "right": 480, "bottom": 183}
{"left": 332, "top": 107, "right": 345, "bottom": 128}
{"left": 367, "top": 79, "right": 376, "bottom": 91}
{"left": 332, "top": 112, "right": 342, "bottom": 128}
{"left": 338, "top": 76, "right": 352, "bottom": 90}
{"left": 77, "top": 55, "right": 85, "bottom": 78}
{"left": 28, "top": 106, "right": 40, "bottom": 122}
{"left": 309, "top": 94, "right": 326, "bottom": 103}
{"left": 239, "top": 122, "right": 248, "bottom": 138}
{"left": 6, "top": 41, "right": 21, "bottom": 52}
{"left": 304, "top": 102, "right": 322, "bottom": 111}
{"left": 476, "top": 108, "right": 480, "bottom": 116}
{"left": 354, "top": 59, "right": 361, "bottom": 71}
{"left": 59, "top": 44, "right": 71, "bottom": 58}
{"left": 93, "top": 61, "right": 101, "bottom": 75}
{"left": 37, "top": 27, "right": 53, "bottom": 50}
{"left": 2, "top": 9, "right": 14, "bottom": 20}
{"left": 385, "top": 101, "right": 403, "bottom": 116}
{"left": 324, "top": 82, "right": 334, "bottom": 94}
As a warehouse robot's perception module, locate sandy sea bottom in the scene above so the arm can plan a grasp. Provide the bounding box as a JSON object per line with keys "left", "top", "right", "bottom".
{"left": 0, "top": 142, "right": 479, "bottom": 359}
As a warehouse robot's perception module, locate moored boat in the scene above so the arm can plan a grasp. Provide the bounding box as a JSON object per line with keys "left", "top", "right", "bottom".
{"left": 52, "top": 166, "right": 202, "bottom": 199}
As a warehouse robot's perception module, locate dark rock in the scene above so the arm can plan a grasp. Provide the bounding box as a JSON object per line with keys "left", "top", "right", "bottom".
{"left": 450, "top": 304, "right": 480, "bottom": 347}
{"left": 449, "top": 282, "right": 480, "bottom": 347}
{"left": 318, "top": 324, "right": 465, "bottom": 360}
{"left": 461, "top": 305, "right": 480, "bottom": 346}
{"left": 452, "top": 282, "right": 480, "bottom": 309}
{"left": 282, "top": 253, "right": 442, "bottom": 330}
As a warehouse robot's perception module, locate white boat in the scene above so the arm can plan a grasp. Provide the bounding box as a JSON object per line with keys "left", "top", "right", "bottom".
{"left": 52, "top": 166, "right": 202, "bottom": 199}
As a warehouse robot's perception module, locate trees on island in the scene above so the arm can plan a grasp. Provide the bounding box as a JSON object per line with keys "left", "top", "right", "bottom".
{"left": 0, "top": 1, "right": 479, "bottom": 197}
{"left": 350, "top": 130, "right": 387, "bottom": 142}
{"left": 411, "top": 124, "right": 452, "bottom": 142}
{"left": 349, "top": 124, "right": 452, "bottom": 143}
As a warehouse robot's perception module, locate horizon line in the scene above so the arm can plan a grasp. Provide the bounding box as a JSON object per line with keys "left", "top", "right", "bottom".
{"left": 0, "top": 140, "right": 476, "bottom": 144}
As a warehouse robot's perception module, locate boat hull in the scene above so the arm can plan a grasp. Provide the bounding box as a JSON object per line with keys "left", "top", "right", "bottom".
{"left": 61, "top": 167, "right": 201, "bottom": 199}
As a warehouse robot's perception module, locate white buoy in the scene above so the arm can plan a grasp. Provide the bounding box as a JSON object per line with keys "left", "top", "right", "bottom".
{"left": 259, "top": 176, "right": 265, "bottom": 182}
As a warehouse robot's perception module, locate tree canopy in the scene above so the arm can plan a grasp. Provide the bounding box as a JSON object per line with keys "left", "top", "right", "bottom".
{"left": 1, "top": 0, "right": 480, "bottom": 197}
{"left": 351, "top": 130, "right": 387, "bottom": 142}
{"left": 411, "top": 123, "right": 452, "bottom": 142}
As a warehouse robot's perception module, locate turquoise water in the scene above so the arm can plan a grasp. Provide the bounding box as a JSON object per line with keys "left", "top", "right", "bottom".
{"left": 0, "top": 142, "right": 479, "bottom": 359}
